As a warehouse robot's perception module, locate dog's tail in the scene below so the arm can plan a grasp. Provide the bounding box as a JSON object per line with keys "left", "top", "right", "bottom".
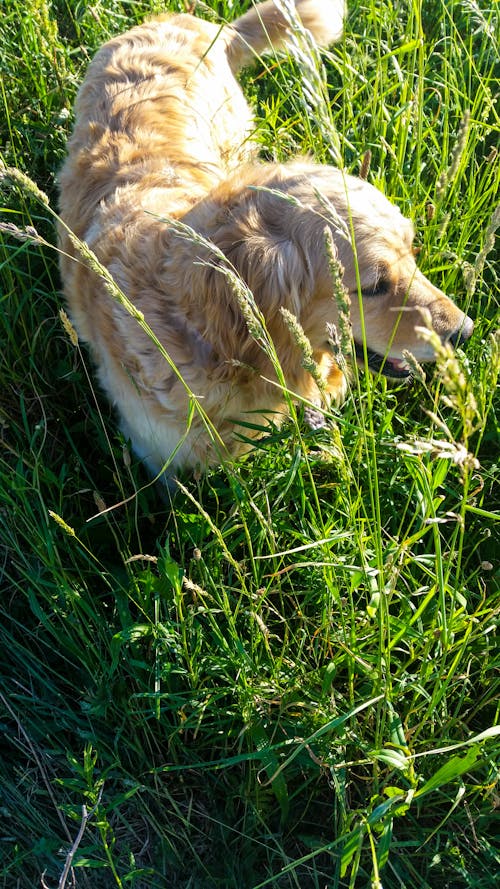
{"left": 226, "top": 0, "right": 346, "bottom": 72}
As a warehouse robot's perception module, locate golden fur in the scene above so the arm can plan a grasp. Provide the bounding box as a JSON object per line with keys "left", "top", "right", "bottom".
{"left": 58, "top": 0, "right": 473, "bottom": 476}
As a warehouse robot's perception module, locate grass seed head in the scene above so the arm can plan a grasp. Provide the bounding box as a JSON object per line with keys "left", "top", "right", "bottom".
{"left": 359, "top": 149, "right": 372, "bottom": 180}
{"left": 280, "top": 307, "right": 326, "bottom": 396}
{"left": 59, "top": 308, "right": 79, "bottom": 346}
{"left": 0, "top": 221, "right": 44, "bottom": 244}
{"left": 416, "top": 314, "right": 481, "bottom": 442}
{"left": 0, "top": 163, "right": 50, "bottom": 206}
{"left": 436, "top": 110, "right": 471, "bottom": 199}
{"left": 402, "top": 349, "right": 426, "bottom": 383}
{"left": 323, "top": 227, "right": 352, "bottom": 361}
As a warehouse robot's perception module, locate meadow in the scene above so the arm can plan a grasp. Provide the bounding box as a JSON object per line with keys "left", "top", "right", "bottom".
{"left": 0, "top": 1, "right": 499, "bottom": 886}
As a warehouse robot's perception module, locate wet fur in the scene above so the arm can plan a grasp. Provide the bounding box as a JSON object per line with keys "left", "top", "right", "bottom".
{"left": 58, "top": 0, "right": 473, "bottom": 476}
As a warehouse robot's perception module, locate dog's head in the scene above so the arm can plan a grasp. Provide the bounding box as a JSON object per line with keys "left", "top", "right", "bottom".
{"left": 307, "top": 168, "right": 474, "bottom": 378}
{"left": 192, "top": 163, "right": 473, "bottom": 389}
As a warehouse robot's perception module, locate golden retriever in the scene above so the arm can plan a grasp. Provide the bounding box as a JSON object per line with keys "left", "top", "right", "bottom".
{"left": 58, "top": 0, "right": 473, "bottom": 477}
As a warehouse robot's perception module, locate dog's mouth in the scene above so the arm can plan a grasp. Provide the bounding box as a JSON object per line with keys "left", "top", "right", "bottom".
{"left": 354, "top": 342, "right": 411, "bottom": 379}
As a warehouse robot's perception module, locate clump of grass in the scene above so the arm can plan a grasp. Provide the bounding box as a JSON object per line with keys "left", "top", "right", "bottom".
{"left": 1, "top": 2, "right": 499, "bottom": 888}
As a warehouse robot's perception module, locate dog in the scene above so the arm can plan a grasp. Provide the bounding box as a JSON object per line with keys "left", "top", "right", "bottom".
{"left": 58, "top": 0, "right": 473, "bottom": 477}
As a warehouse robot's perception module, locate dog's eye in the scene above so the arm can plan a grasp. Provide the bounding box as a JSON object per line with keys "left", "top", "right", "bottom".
{"left": 364, "top": 277, "right": 389, "bottom": 298}
{"left": 363, "top": 264, "right": 393, "bottom": 297}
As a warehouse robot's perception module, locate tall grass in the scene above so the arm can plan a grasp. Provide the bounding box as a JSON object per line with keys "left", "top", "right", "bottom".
{"left": 1, "top": 1, "right": 499, "bottom": 887}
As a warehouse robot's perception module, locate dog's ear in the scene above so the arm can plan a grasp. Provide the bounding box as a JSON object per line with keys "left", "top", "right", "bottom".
{"left": 193, "top": 232, "right": 314, "bottom": 367}
{"left": 197, "top": 258, "right": 253, "bottom": 363}
{"left": 219, "top": 228, "right": 314, "bottom": 319}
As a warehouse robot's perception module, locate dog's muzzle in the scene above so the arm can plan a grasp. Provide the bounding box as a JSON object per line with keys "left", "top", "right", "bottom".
{"left": 354, "top": 314, "right": 474, "bottom": 380}
{"left": 354, "top": 343, "right": 411, "bottom": 378}
{"left": 448, "top": 315, "right": 474, "bottom": 348}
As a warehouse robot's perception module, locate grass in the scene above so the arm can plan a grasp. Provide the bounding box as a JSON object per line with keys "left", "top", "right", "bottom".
{"left": 0, "top": 0, "right": 499, "bottom": 886}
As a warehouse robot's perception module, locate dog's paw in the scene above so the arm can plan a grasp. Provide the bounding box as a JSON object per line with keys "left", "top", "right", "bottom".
{"left": 303, "top": 406, "right": 329, "bottom": 430}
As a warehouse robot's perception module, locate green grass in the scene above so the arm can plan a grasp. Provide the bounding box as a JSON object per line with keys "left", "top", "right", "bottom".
{"left": 1, "top": 0, "right": 499, "bottom": 886}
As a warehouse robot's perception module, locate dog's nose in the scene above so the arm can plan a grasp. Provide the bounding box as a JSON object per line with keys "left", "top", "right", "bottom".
{"left": 449, "top": 316, "right": 474, "bottom": 348}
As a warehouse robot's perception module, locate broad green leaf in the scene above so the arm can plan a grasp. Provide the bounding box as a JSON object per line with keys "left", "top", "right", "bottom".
{"left": 415, "top": 746, "right": 480, "bottom": 799}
